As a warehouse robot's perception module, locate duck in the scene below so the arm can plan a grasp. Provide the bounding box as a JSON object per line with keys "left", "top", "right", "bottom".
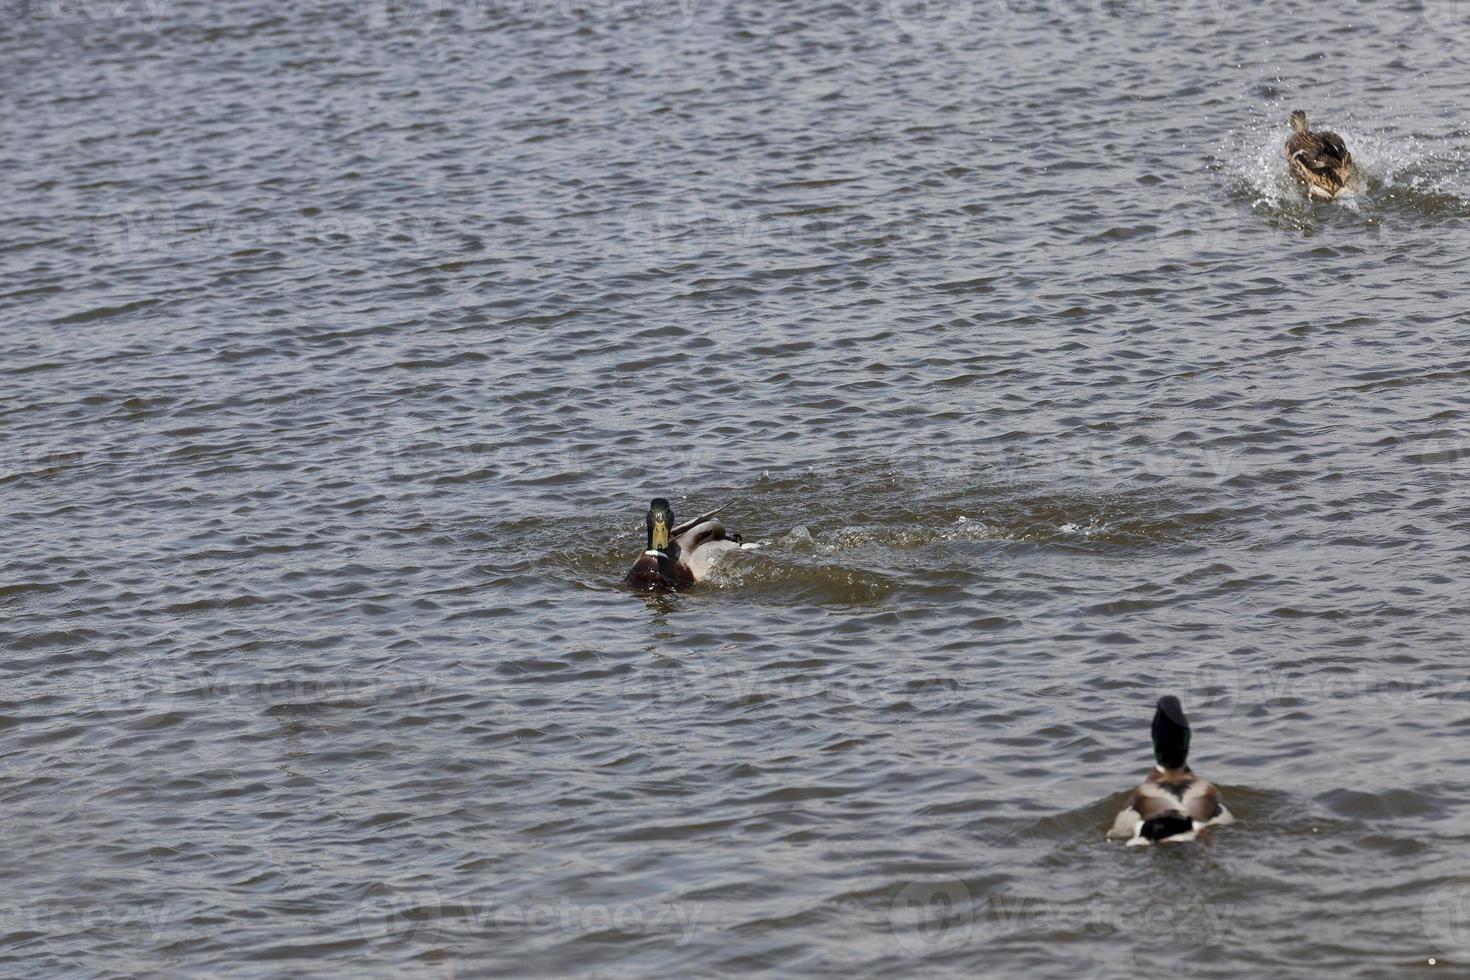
{"left": 1284, "top": 109, "right": 1355, "bottom": 200}
{"left": 1108, "top": 695, "right": 1233, "bottom": 846}
{"left": 622, "top": 498, "right": 751, "bottom": 588}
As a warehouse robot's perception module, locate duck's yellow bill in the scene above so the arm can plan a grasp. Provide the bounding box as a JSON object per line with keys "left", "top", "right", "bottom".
{"left": 651, "top": 519, "right": 670, "bottom": 551}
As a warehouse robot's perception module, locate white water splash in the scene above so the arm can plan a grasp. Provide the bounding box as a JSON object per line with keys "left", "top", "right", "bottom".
{"left": 1218, "top": 107, "right": 1470, "bottom": 218}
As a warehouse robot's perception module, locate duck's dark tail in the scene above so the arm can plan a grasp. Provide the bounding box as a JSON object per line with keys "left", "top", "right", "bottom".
{"left": 1140, "top": 814, "right": 1195, "bottom": 842}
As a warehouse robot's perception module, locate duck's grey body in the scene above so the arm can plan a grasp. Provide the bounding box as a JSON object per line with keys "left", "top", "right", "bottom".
{"left": 672, "top": 518, "right": 741, "bottom": 581}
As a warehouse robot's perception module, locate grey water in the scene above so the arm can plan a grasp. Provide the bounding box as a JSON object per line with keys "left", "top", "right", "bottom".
{"left": 4, "top": 0, "right": 1470, "bottom": 975}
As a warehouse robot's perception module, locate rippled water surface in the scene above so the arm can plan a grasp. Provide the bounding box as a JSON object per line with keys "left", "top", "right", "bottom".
{"left": 6, "top": 0, "right": 1470, "bottom": 975}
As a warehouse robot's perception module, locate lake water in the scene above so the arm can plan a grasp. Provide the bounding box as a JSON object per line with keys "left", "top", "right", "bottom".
{"left": 4, "top": 0, "right": 1470, "bottom": 975}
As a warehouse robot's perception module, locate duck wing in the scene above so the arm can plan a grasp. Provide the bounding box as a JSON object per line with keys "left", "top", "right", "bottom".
{"left": 1180, "top": 777, "right": 1229, "bottom": 825}
{"left": 1109, "top": 780, "right": 1176, "bottom": 839}
{"left": 674, "top": 518, "right": 731, "bottom": 555}
{"left": 1109, "top": 771, "right": 1231, "bottom": 843}
{"left": 1316, "top": 130, "right": 1349, "bottom": 161}
{"left": 669, "top": 504, "right": 727, "bottom": 538}
{"left": 1131, "top": 779, "right": 1190, "bottom": 820}
{"left": 1288, "top": 131, "right": 1350, "bottom": 172}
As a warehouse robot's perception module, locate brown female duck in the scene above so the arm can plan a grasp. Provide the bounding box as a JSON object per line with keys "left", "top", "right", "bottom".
{"left": 1285, "top": 109, "right": 1355, "bottom": 200}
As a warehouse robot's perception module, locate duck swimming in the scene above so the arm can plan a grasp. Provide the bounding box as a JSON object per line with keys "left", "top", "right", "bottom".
{"left": 1108, "top": 695, "right": 1233, "bottom": 846}
{"left": 1285, "top": 109, "right": 1355, "bottom": 200}
{"left": 622, "top": 498, "right": 750, "bottom": 588}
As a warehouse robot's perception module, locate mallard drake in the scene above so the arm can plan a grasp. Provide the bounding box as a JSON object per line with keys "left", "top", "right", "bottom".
{"left": 1285, "top": 109, "right": 1355, "bottom": 200}
{"left": 1108, "top": 695, "right": 1233, "bottom": 846}
{"left": 622, "top": 498, "right": 749, "bottom": 588}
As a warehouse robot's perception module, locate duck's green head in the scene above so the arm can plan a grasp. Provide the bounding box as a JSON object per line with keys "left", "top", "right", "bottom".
{"left": 646, "top": 498, "right": 674, "bottom": 552}
{"left": 1290, "top": 109, "right": 1308, "bottom": 134}
{"left": 1152, "top": 695, "right": 1191, "bottom": 771}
